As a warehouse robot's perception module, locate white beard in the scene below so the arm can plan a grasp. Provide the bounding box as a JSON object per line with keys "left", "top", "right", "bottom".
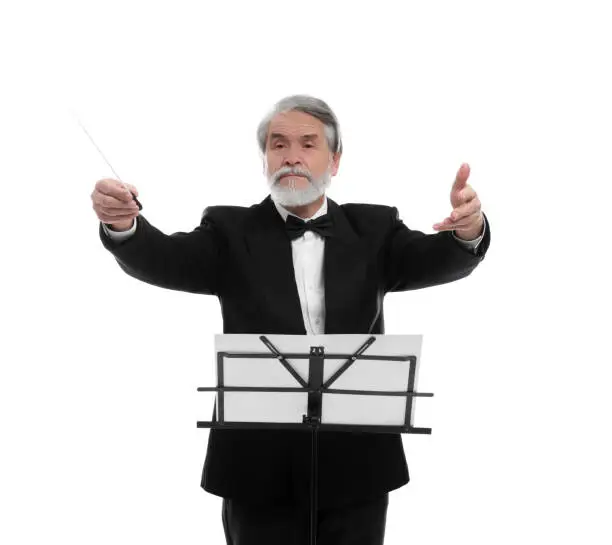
{"left": 265, "top": 164, "right": 332, "bottom": 208}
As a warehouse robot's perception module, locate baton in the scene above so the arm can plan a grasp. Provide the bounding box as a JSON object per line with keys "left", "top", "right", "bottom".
{"left": 73, "top": 112, "right": 142, "bottom": 210}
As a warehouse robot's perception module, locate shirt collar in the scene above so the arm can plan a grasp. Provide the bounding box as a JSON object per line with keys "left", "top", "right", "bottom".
{"left": 273, "top": 194, "right": 328, "bottom": 223}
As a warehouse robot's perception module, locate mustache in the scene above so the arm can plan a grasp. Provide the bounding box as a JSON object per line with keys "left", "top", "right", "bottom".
{"left": 272, "top": 167, "right": 312, "bottom": 184}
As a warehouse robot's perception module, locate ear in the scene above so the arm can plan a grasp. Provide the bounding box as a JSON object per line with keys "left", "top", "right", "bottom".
{"left": 330, "top": 152, "right": 341, "bottom": 176}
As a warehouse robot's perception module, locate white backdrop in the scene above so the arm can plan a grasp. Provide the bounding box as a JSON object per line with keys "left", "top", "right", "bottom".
{"left": 1, "top": 0, "right": 611, "bottom": 543}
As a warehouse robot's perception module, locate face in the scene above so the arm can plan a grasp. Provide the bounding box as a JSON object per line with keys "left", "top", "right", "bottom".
{"left": 263, "top": 110, "right": 341, "bottom": 207}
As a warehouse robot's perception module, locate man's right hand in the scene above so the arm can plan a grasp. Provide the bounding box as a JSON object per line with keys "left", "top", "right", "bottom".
{"left": 91, "top": 178, "right": 140, "bottom": 231}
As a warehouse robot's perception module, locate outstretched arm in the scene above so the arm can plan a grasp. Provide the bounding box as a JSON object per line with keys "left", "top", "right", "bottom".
{"left": 383, "top": 208, "right": 489, "bottom": 293}
{"left": 385, "top": 163, "right": 490, "bottom": 292}
{"left": 99, "top": 207, "right": 226, "bottom": 296}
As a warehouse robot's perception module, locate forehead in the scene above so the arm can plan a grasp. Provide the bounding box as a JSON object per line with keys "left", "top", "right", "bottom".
{"left": 267, "top": 110, "right": 325, "bottom": 139}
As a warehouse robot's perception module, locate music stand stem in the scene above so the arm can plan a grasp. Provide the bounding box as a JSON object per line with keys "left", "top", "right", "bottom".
{"left": 310, "top": 426, "right": 319, "bottom": 545}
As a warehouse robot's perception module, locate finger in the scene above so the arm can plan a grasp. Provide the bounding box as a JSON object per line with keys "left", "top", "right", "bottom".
{"left": 123, "top": 182, "right": 139, "bottom": 197}
{"left": 451, "top": 163, "right": 470, "bottom": 195}
{"left": 96, "top": 178, "right": 134, "bottom": 202}
{"left": 93, "top": 191, "right": 140, "bottom": 210}
{"left": 94, "top": 202, "right": 139, "bottom": 217}
{"left": 433, "top": 211, "right": 481, "bottom": 231}
{"left": 433, "top": 221, "right": 474, "bottom": 231}
{"left": 450, "top": 197, "right": 481, "bottom": 222}
{"left": 455, "top": 186, "right": 477, "bottom": 204}
{"left": 97, "top": 211, "right": 139, "bottom": 223}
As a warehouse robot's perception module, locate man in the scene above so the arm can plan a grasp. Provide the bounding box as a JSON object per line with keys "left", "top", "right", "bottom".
{"left": 92, "top": 95, "right": 490, "bottom": 544}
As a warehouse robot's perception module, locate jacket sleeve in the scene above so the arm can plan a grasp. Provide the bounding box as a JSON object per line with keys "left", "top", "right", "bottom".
{"left": 383, "top": 208, "right": 490, "bottom": 293}
{"left": 98, "top": 206, "right": 226, "bottom": 296}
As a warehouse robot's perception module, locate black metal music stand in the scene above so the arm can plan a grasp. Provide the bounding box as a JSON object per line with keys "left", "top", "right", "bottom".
{"left": 197, "top": 334, "right": 433, "bottom": 545}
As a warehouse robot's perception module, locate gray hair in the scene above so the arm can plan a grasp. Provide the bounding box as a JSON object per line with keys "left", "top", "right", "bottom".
{"left": 256, "top": 94, "right": 343, "bottom": 156}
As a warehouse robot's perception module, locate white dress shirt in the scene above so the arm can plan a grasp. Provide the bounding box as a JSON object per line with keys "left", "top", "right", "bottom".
{"left": 102, "top": 197, "right": 485, "bottom": 334}
{"left": 272, "top": 197, "right": 329, "bottom": 335}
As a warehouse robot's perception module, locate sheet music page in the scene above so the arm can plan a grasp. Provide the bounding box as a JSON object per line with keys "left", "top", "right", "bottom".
{"left": 212, "top": 334, "right": 424, "bottom": 425}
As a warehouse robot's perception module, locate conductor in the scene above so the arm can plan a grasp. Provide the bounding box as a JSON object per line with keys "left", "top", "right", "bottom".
{"left": 92, "top": 95, "right": 491, "bottom": 545}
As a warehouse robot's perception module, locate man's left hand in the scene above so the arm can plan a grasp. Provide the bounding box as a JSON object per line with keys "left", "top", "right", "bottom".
{"left": 433, "top": 163, "right": 484, "bottom": 240}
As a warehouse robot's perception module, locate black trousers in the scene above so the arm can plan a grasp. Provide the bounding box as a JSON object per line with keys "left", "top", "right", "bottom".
{"left": 221, "top": 493, "right": 389, "bottom": 545}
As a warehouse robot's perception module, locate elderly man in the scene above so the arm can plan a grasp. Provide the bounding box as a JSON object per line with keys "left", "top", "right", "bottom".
{"left": 92, "top": 95, "right": 490, "bottom": 544}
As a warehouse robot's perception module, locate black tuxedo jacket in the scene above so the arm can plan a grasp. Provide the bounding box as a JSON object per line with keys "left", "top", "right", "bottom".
{"left": 99, "top": 194, "right": 490, "bottom": 508}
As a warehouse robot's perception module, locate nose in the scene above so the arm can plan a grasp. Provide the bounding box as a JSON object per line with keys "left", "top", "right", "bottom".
{"left": 282, "top": 148, "right": 303, "bottom": 167}
{"left": 283, "top": 158, "right": 301, "bottom": 169}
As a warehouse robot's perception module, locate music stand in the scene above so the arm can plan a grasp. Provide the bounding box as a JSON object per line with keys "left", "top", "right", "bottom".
{"left": 197, "top": 334, "right": 433, "bottom": 545}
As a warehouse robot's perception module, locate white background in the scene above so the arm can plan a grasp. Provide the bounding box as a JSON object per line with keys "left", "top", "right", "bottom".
{"left": 1, "top": 0, "right": 611, "bottom": 543}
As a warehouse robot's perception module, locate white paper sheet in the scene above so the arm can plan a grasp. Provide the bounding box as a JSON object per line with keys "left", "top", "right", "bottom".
{"left": 213, "top": 334, "right": 423, "bottom": 426}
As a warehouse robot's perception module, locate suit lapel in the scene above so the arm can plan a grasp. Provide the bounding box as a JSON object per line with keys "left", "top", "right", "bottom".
{"left": 244, "top": 196, "right": 306, "bottom": 334}
{"left": 324, "top": 198, "right": 369, "bottom": 333}
{"left": 244, "top": 195, "right": 368, "bottom": 335}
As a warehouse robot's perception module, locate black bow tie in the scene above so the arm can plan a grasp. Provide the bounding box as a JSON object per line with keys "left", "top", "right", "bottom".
{"left": 285, "top": 213, "right": 335, "bottom": 240}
